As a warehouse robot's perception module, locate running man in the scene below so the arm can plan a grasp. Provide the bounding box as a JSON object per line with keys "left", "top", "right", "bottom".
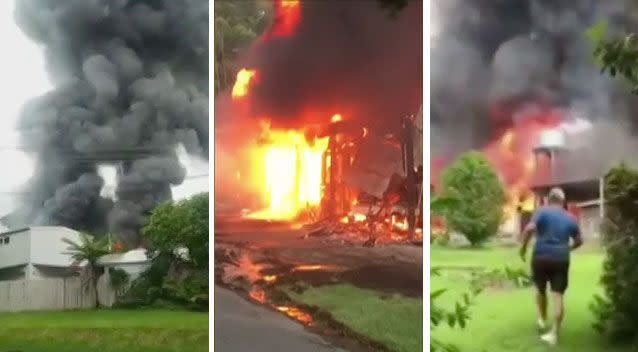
{"left": 519, "top": 187, "right": 583, "bottom": 346}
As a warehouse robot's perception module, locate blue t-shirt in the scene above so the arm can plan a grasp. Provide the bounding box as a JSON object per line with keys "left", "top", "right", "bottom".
{"left": 531, "top": 206, "right": 580, "bottom": 262}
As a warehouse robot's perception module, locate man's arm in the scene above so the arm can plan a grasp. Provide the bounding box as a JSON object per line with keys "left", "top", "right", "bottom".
{"left": 519, "top": 221, "right": 536, "bottom": 261}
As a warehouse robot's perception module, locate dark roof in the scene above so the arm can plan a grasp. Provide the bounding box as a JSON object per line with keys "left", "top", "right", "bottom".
{"left": 530, "top": 147, "right": 604, "bottom": 189}
{"left": 532, "top": 178, "right": 600, "bottom": 202}
{"left": 0, "top": 227, "right": 30, "bottom": 236}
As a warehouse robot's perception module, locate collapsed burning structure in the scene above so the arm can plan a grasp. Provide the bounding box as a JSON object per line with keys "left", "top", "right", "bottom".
{"left": 215, "top": 1, "right": 423, "bottom": 242}
{"left": 431, "top": 0, "right": 638, "bottom": 233}
{"left": 4, "top": 0, "right": 209, "bottom": 244}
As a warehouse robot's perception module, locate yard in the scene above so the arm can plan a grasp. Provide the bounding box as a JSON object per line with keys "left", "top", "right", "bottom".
{"left": 0, "top": 309, "right": 209, "bottom": 352}
{"left": 287, "top": 284, "right": 423, "bottom": 352}
{"left": 432, "top": 245, "right": 629, "bottom": 351}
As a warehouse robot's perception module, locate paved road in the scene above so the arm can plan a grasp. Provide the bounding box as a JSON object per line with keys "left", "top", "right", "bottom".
{"left": 214, "top": 286, "right": 344, "bottom": 352}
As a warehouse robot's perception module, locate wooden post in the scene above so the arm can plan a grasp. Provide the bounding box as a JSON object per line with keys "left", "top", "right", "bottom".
{"left": 599, "top": 176, "right": 605, "bottom": 219}
{"left": 403, "top": 115, "right": 416, "bottom": 241}
{"left": 293, "top": 145, "right": 301, "bottom": 212}
{"left": 328, "top": 137, "right": 336, "bottom": 218}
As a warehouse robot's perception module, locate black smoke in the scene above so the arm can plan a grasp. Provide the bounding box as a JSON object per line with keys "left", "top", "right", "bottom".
{"left": 12, "top": 0, "right": 208, "bottom": 244}
{"left": 222, "top": 0, "right": 422, "bottom": 133}
{"left": 431, "top": 0, "right": 638, "bottom": 160}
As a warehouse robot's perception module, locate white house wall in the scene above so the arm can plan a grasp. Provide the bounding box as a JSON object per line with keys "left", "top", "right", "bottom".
{"left": 0, "top": 229, "right": 30, "bottom": 269}
{"left": 29, "top": 227, "right": 83, "bottom": 267}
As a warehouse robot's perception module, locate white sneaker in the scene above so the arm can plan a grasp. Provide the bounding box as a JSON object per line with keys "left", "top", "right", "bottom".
{"left": 537, "top": 318, "right": 546, "bottom": 331}
{"left": 540, "top": 331, "right": 557, "bottom": 346}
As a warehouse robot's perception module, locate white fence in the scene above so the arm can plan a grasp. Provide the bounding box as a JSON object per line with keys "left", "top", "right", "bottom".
{"left": 0, "top": 277, "right": 96, "bottom": 312}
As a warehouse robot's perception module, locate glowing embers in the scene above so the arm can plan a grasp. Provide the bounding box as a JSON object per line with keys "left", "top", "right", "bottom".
{"left": 246, "top": 125, "right": 329, "bottom": 220}
{"left": 292, "top": 264, "right": 343, "bottom": 272}
{"left": 249, "top": 288, "right": 267, "bottom": 304}
{"left": 231, "top": 69, "right": 257, "bottom": 99}
{"left": 275, "top": 306, "right": 314, "bottom": 325}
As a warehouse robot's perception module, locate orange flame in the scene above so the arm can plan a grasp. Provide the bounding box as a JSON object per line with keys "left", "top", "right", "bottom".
{"left": 245, "top": 124, "right": 329, "bottom": 220}
{"left": 275, "top": 306, "right": 314, "bottom": 325}
{"left": 292, "top": 264, "right": 343, "bottom": 272}
{"left": 232, "top": 69, "right": 256, "bottom": 99}
{"left": 331, "top": 113, "right": 343, "bottom": 123}
{"left": 263, "top": 275, "right": 277, "bottom": 283}
{"left": 484, "top": 117, "right": 559, "bottom": 218}
{"left": 270, "top": 0, "right": 301, "bottom": 38}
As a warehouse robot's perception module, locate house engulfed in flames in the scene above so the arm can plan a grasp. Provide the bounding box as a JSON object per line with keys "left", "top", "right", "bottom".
{"left": 215, "top": 0, "right": 423, "bottom": 242}
{"left": 431, "top": 101, "right": 605, "bottom": 241}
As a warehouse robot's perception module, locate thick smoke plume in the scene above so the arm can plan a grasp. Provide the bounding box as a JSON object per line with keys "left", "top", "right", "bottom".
{"left": 217, "top": 0, "right": 422, "bottom": 132}
{"left": 432, "top": 0, "right": 638, "bottom": 173}
{"left": 12, "top": 0, "right": 209, "bottom": 243}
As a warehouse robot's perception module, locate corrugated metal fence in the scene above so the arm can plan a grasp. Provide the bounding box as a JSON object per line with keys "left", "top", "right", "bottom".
{"left": 0, "top": 277, "right": 96, "bottom": 312}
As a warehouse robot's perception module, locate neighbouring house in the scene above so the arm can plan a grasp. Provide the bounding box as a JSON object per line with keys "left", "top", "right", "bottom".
{"left": 97, "top": 248, "right": 151, "bottom": 282}
{"left": 0, "top": 226, "right": 86, "bottom": 281}
{"left": 96, "top": 248, "right": 152, "bottom": 307}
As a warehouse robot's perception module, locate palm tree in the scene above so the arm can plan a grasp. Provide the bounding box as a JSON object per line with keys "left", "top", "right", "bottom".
{"left": 63, "top": 233, "right": 111, "bottom": 308}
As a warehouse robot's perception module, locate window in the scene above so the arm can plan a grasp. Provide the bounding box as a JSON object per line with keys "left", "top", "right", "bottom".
{"left": 3, "top": 237, "right": 8, "bottom": 244}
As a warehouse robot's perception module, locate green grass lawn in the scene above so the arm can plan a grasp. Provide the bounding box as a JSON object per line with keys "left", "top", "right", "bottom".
{"left": 432, "top": 245, "right": 628, "bottom": 351}
{"left": 287, "top": 284, "right": 422, "bottom": 352}
{"left": 0, "top": 309, "right": 208, "bottom": 352}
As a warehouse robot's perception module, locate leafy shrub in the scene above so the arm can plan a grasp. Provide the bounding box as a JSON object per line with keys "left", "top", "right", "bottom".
{"left": 430, "top": 196, "right": 456, "bottom": 246}
{"left": 590, "top": 164, "right": 638, "bottom": 345}
{"left": 163, "top": 269, "right": 209, "bottom": 311}
{"left": 440, "top": 152, "right": 506, "bottom": 246}
{"left": 124, "top": 193, "right": 208, "bottom": 310}
{"left": 430, "top": 267, "right": 483, "bottom": 352}
{"left": 124, "top": 253, "right": 174, "bottom": 307}
{"left": 109, "top": 268, "right": 130, "bottom": 298}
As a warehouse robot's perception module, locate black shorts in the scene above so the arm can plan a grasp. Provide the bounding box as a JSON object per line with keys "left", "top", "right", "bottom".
{"left": 531, "top": 257, "right": 570, "bottom": 293}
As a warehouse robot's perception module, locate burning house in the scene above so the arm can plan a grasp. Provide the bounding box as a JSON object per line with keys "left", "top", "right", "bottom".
{"left": 215, "top": 1, "right": 423, "bottom": 242}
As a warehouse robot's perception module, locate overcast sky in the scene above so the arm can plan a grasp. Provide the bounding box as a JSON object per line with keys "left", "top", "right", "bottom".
{"left": 0, "top": 2, "right": 208, "bottom": 216}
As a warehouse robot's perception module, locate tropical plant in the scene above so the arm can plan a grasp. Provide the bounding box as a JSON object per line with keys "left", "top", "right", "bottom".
{"left": 440, "top": 152, "right": 506, "bottom": 246}
{"left": 63, "top": 233, "right": 111, "bottom": 308}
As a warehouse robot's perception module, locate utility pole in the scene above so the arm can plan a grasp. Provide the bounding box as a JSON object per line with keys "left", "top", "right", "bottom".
{"left": 403, "top": 115, "right": 416, "bottom": 241}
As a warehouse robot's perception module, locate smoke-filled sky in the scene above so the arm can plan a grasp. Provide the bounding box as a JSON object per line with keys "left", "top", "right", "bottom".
{"left": 0, "top": 1, "right": 208, "bottom": 224}
{"left": 0, "top": 0, "right": 209, "bottom": 242}
{"left": 218, "top": 0, "right": 422, "bottom": 133}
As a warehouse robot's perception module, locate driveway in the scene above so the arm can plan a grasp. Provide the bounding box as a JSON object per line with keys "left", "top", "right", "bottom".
{"left": 214, "top": 286, "right": 344, "bottom": 352}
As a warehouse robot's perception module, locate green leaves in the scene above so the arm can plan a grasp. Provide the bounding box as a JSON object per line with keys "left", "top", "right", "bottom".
{"left": 589, "top": 21, "right": 638, "bottom": 94}
{"left": 587, "top": 20, "right": 609, "bottom": 45}
{"left": 430, "top": 266, "right": 483, "bottom": 352}
{"left": 590, "top": 164, "right": 638, "bottom": 344}
{"left": 63, "top": 232, "right": 111, "bottom": 266}
{"left": 440, "top": 152, "right": 506, "bottom": 246}
{"left": 142, "top": 192, "right": 209, "bottom": 270}
{"left": 431, "top": 196, "right": 459, "bottom": 215}
{"left": 214, "top": 0, "right": 272, "bottom": 95}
